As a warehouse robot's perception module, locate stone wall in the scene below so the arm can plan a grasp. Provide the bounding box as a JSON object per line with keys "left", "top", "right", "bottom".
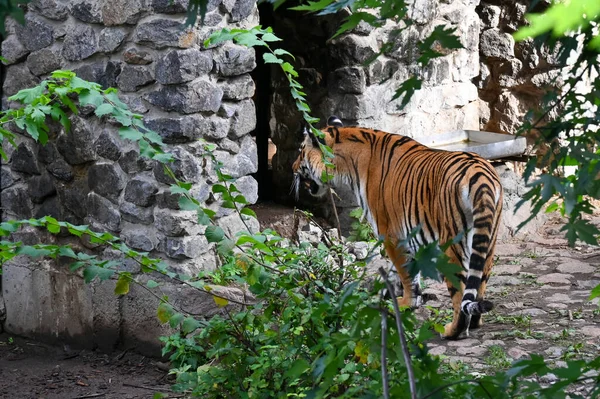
{"left": 1, "top": 0, "right": 260, "bottom": 354}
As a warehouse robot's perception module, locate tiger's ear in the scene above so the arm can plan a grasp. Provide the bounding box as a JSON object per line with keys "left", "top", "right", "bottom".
{"left": 327, "top": 115, "right": 343, "bottom": 127}
{"left": 304, "top": 124, "right": 325, "bottom": 147}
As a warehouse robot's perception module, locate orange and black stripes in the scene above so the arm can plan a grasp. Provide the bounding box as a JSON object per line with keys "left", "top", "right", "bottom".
{"left": 292, "top": 117, "right": 503, "bottom": 339}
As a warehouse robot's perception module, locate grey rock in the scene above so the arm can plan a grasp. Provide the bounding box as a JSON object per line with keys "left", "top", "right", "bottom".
{"left": 155, "top": 48, "right": 212, "bottom": 84}
{"left": 480, "top": 28, "right": 515, "bottom": 60}
{"left": 152, "top": 147, "right": 202, "bottom": 184}
{"left": 75, "top": 61, "right": 123, "bottom": 89}
{"left": 28, "top": 172, "right": 56, "bottom": 203}
{"left": 134, "top": 19, "right": 193, "bottom": 49}
{"left": 144, "top": 80, "right": 223, "bottom": 113}
{"left": 1, "top": 167, "right": 16, "bottom": 189}
{"left": 120, "top": 201, "right": 154, "bottom": 224}
{"left": 46, "top": 159, "right": 74, "bottom": 182}
{"left": 119, "top": 149, "right": 152, "bottom": 174}
{"left": 11, "top": 142, "right": 40, "bottom": 175}
{"left": 220, "top": 74, "right": 255, "bottom": 100}
{"left": 71, "top": 0, "right": 103, "bottom": 23}
{"left": 213, "top": 135, "right": 257, "bottom": 179}
{"left": 57, "top": 181, "right": 89, "bottom": 220}
{"left": 3, "top": 65, "right": 40, "bottom": 97}
{"left": 156, "top": 181, "right": 210, "bottom": 209}
{"left": 1, "top": 186, "right": 33, "bottom": 218}
{"left": 537, "top": 273, "right": 573, "bottom": 285}
{"left": 154, "top": 208, "right": 198, "bottom": 236}
{"left": 226, "top": 99, "right": 256, "bottom": 139}
{"left": 29, "top": 0, "right": 69, "bottom": 20}
{"left": 62, "top": 25, "right": 98, "bottom": 61}
{"left": 198, "top": 115, "right": 230, "bottom": 140}
{"left": 122, "top": 228, "right": 158, "bottom": 251}
{"left": 95, "top": 130, "right": 123, "bottom": 161}
{"left": 334, "top": 93, "right": 377, "bottom": 120}
{"left": 330, "top": 34, "right": 377, "bottom": 65}
{"left": 230, "top": 0, "right": 255, "bottom": 22}
{"left": 88, "top": 162, "right": 127, "bottom": 203}
{"left": 87, "top": 192, "right": 122, "bottom": 232}
{"left": 479, "top": 4, "right": 501, "bottom": 28}
{"left": 26, "top": 48, "right": 63, "bottom": 76}
{"left": 121, "top": 94, "right": 149, "bottom": 113}
{"left": 124, "top": 177, "right": 159, "bottom": 207}
{"left": 162, "top": 236, "right": 208, "bottom": 259}
{"left": 213, "top": 43, "right": 256, "bottom": 77}
{"left": 56, "top": 117, "right": 98, "bottom": 164}
{"left": 330, "top": 66, "right": 366, "bottom": 94}
{"left": 99, "top": 27, "right": 128, "bottom": 52}
{"left": 152, "top": 0, "right": 189, "bottom": 13}
{"left": 1, "top": 35, "right": 29, "bottom": 65}
{"left": 102, "top": 0, "right": 146, "bottom": 25}
{"left": 217, "top": 212, "right": 259, "bottom": 238}
{"left": 123, "top": 47, "right": 154, "bottom": 64}
{"left": 116, "top": 65, "right": 155, "bottom": 92}
{"left": 218, "top": 138, "right": 240, "bottom": 153}
{"left": 515, "top": 39, "right": 540, "bottom": 70}
{"left": 35, "top": 196, "right": 62, "bottom": 219}
{"left": 556, "top": 259, "right": 595, "bottom": 274}
{"left": 234, "top": 175, "right": 258, "bottom": 205}
{"left": 144, "top": 115, "right": 202, "bottom": 144}
{"left": 15, "top": 14, "right": 54, "bottom": 51}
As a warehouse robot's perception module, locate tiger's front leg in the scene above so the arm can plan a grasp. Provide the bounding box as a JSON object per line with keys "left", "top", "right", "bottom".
{"left": 384, "top": 242, "right": 422, "bottom": 309}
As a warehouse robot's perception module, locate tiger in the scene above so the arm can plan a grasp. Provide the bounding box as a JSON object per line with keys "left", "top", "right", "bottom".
{"left": 291, "top": 116, "right": 503, "bottom": 339}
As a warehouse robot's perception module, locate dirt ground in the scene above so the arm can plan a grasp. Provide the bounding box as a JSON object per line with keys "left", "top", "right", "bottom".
{"left": 1, "top": 206, "right": 599, "bottom": 398}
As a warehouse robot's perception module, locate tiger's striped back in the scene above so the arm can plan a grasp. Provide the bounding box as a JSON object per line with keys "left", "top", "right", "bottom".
{"left": 292, "top": 118, "right": 503, "bottom": 339}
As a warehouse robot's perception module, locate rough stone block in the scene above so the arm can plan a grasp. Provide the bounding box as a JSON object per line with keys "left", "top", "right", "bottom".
{"left": 99, "top": 27, "right": 128, "bottom": 52}
{"left": 95, "top": 130, "right": 123, "bottom": 161}
{"left": 26, "top": 47, "right": 63, "bottom": 76}
{"left": 213, "top": 43, "right": 256, "bottom": 77}
{"left": 71, "top": 0, "right": 103, "bottom": 23}
{"left": 144, "top": 115, "right": 203, "bottom": 143}
{"left": 479, "top": 4, "right": 501, "bottom": 28}
{"left": 152, "top": 0, "right": 189, "bottom": 13}
{"left": 134, "top": 19, "right": 194, "bottom": 49}
{"left": 46, "top": 159, "right": 74, "bottom": 182}
{"left": 56, "top": 117, "right": 99, "bottom": 165}
{"left": 3, "top": 64, "right": 40, "bottom": 96}
{"left": 123, "top": 47, "right": 154, "bottom": 64}
{"left": 28, "top": 172, "right": 56, "bottom": 203}
{"left": 234, "top": 175, "right": 258, "bottom": 205}
{"left": 1, "top": 185, "right": 33, "bottom": 218}
{"left": 57, "top": 180, "right": 89, "bottom": 220}
{"left": 162, "top": 235, "right": 209, "bottom": 259}
{"left": 15, "top": 14, "right": 54, "bottom": 51}
{"left": 217, "top": 212, "right": 260, "bottom": 239}
{"left": 74, "top": 61, "right": 123, "bottom": 90}
{"left": 1, "top": 34, "right": 29, "bottom": 65}
{"left": 34, "top": 195, "right": 63, "bottom": 219}
{"left": 62, "top": 25, "right": 98, "bottom": 61}
{"left": 116, "top": 64, "right": 155, "bottom": 92}
{"left": 224, "top": 99, "right": 256, "bottom": 139}
{"left": 119, "top": 149, "right": 152, "bottom": 174}
{"left": 122, "top": 226, "right": 159, "bottom": 251}
{"left": 102, "top": 0, "right": 147, "bottom": 25}
{"left": 1, "top": 167, "right": 17, "bottom": 189}
{"left": 230, "top": 0, "right": 255, "bottom": 22}
{"left": 120, "top": 201, "right": 155, "bottom": 224}
{"left": 153, "top": 147, "right": 202, "bottom": 184}
{"left": 155, "top": 208, "right": 200, "bottom": 236}
{"left": 87, "top": 192, "right": 122, "bottom": 232}
{"left": 333, "top": 93, "right": 377, "bottom": 120}
{"left": 90, "top": 279, "right": 122, "bottom": 352}
{"left": 11, "top": 142, "right": 40, "bottom": 175}
{"left": 88, "top": 162, "right": 127, "bottom": 203}
{"left": 29, "top": 0, "right": 69, "bottom": 20}
{"left": 144, "top": 80, "right": 223, "bottom": 113}
{"left": 124, "top": 176, "right": 159, "bottom": 207}
{"left": 330, "top": 66, "right": 367, "bottom": 94}
{"left": 330, "top": 34, "right": 378, "bottom": 66}
{"left": 155, "top": 48, "right": 212, "bottom": 84}
{"left": 220, "top": 74, "right": 255, "bottom": 100}
{"left": 480, "top": 28, "right": 515, "bottom": 60}
{"left": 198, "top": 115, "right": 231, "bottom": 140}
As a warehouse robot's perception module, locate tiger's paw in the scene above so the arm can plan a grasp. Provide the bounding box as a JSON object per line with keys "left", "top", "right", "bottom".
{"left": 441, "top": 322, "right": 469, "bottom": 340}
{"left": 469, "top": 315, "right": 483, "bottom": 329}
{"left": 396, "top": 295, "right": 423, "bottom": 310}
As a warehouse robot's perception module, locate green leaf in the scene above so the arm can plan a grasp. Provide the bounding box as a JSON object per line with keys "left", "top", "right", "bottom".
{"left": 273, "top": 48, "right": 295, "bottom": 60}
{"left": 290, "top": 0, "right": 335, "bottom": 12}
{"left": 217, "top": 238, "right": 235, "bottom": 255}
{"left": 179, "top": 197, "right": 199, "bottom": 211}
{"left": 205, "top": 225, "right": 225, "bottom": 243}
{"left": 284, "top": 358, "right": 310, "bottom": 379}
{"left": 79, "top": 89, "right": 105, "bottom": 108}
{"left": 16, "top": 246, "right": 53, "bottom": 258}
{"left": 169, "top": 312, "right": 185, "bottom": 328}
{"left": 590, "top": 284, "right": 600, "bottom": 300}
{"left": 147, "top": 279, "right": 160, "bottom": 288}
{"left": 47, "top": 223, "right": 61, "bottom": 234}
{"left": 83, "top": 265, "right": 115, "bottom": 283}
{"left": 263, "top": 53, "right": 283, "bottom": 64}
{"left": 114, "top": 274, "right": 131, "bottom": 295}
{"left": 95, "top": 103, "right": 114, "bottom": 117}
{"left": 261, "top": 32, "right": 282, "bottom": 42}
{"left": 213, "top": 296, "right": 229, "bottom": 307}
{"left": 157, "top": 302, "right": 175, "bottom": 324}
{"left": 118, "top": 126, "right": 143, "bottom": 142}
{"left": 240, "top": 207, "right": 257, "bottom": 218}
{"left": 182, "top": 317, "right": 202, "bottom": 334}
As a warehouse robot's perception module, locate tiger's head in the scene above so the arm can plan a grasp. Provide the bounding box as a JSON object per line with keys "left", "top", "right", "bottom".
{"left": 291, "top": 116, "right": 343, "bottom": 200}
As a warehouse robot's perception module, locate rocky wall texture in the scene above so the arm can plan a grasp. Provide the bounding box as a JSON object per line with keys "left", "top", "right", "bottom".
{"left": 475, "top": 0, "right": 561, "bottom": 138}
{"left": 0, "top": 0, "right": 260, "bottom": 353}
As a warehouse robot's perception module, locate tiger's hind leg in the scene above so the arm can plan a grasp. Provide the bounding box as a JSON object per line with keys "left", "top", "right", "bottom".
{"left": 442, "top": 247, "right": 470, "bottom": 339}
{"left": 384, "top": 241, "right": 422, "bottom": 309}
{"left": 469, "top": 241, "right": 497, "bottom": 330}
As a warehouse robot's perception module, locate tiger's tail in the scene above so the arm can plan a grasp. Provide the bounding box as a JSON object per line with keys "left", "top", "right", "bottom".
{"left": 461, "top": 187, "right": 501, "bottom": 317}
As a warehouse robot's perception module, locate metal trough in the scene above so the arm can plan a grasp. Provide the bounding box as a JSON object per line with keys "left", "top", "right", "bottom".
{"left": 417, "top": 130, "right": 527, "bottom": 160}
